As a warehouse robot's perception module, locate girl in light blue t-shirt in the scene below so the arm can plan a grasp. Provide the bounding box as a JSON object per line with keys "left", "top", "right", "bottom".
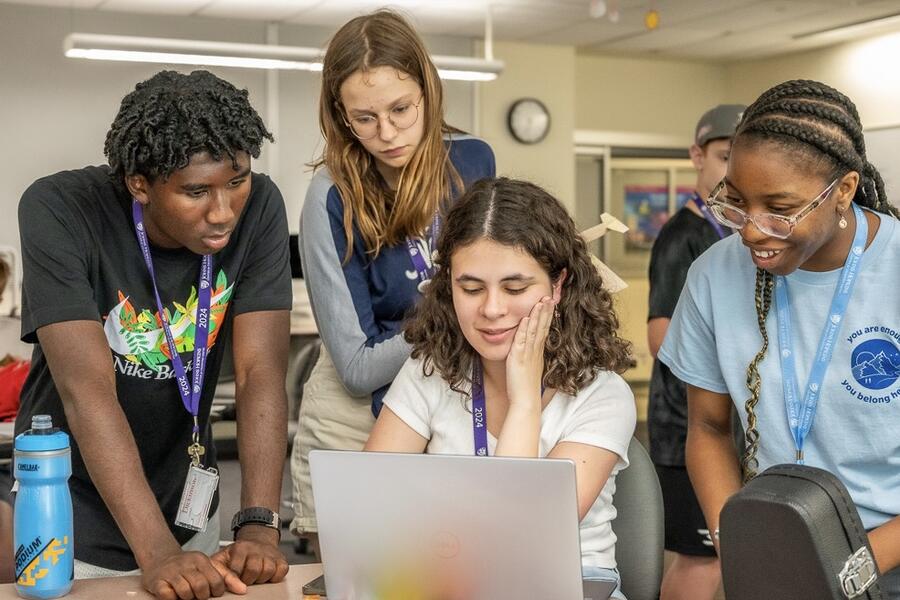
{"left": 659, "top": 80, "right": 900, "bottom": 597}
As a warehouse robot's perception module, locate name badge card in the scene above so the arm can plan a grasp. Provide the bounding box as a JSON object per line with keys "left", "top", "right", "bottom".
{"left": 175, "top": 465, "right": 219, "bottom": 532}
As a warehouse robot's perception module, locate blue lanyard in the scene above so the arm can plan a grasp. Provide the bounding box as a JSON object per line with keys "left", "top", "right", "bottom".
{"left": 132, "top": 201, "right": 212, "bottom": 435}
{"left": 691, "top": 193, "right": 728, "bottom": 239}
{"left": 405, "top": 212, "right": 441, "bottom": 292}
{"left": 775, "top": 203, "right": 867, "bottom": 463}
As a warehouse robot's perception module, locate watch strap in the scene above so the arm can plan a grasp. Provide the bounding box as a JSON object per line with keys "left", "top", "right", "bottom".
{"left": 230, "top": 507, "right": 281, "bottom": 540}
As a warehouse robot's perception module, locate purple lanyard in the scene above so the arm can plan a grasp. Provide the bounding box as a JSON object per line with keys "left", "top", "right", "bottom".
{"left": 691, "top": 193, "right": 728, "bottom": 240}
{"left": 471, "top": 360, "right": 489, "bottom": 457}
{"left": 405, "top": 212, "right": 442, "bottom": 288}
{"left": 132, "top": 201, "right": 212, "bottom": 435}
{"left": 470, "top": 360, "right": 545, "bottom": 457}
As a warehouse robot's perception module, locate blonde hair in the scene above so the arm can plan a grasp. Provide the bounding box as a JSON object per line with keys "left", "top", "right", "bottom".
{"left": 314, "top": 9, "right": 463, "bottom": 262}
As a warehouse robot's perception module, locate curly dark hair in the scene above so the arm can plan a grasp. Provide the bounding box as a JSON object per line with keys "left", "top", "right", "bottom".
{"left": 104, "top": 70, "right": 273, "bottom": 184}
{"left": 405, "top": 177, "right": 634, "bottom": 396}
{"left": 734, "top": 79, "right": 897, "bottom": 481}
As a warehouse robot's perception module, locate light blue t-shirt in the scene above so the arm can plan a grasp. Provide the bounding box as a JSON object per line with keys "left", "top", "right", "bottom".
{"left": 659, "top": 209, "right": 899, "bottom": 530}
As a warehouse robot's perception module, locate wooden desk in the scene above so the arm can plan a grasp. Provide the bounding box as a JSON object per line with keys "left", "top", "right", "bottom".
{"left": 0, "top": 564, "right": 323, "bottom": 599}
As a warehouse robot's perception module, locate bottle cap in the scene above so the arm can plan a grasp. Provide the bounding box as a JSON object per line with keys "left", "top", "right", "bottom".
{"left": 15, "top": 414, "right": 70, "bottom": 452}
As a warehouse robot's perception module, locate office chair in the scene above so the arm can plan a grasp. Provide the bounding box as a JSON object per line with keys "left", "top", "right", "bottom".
{"left": 611, "top": 437, "right": 664, "bottom": 600}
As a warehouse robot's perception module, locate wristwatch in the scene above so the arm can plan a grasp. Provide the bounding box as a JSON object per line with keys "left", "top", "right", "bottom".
{"left": 230, "top": 507, "right": 282, "bottom": 540}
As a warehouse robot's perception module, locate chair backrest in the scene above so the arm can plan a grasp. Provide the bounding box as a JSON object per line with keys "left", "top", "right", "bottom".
{"left": 611, "top": 437, "right": 664, "bottom": 600}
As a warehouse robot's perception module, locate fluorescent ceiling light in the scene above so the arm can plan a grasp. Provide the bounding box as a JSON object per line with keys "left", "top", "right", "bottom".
{"left": 793, "top": 11, "right": 900, "bottom": 41}
{"left": 436, "top": 69, "right": 497, "bottom": 82}
{"left": 63, "top": 33, "right": 502, "bottom": 81}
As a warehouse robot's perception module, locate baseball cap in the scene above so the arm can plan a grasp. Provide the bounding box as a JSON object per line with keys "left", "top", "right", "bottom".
{"left": 694, "top": 104, "right": 746, "bottom": 146}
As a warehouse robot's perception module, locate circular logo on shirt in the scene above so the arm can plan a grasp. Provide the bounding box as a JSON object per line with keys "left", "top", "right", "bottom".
{"left": 851, "top": 339, "right": 900, "bottom": 390}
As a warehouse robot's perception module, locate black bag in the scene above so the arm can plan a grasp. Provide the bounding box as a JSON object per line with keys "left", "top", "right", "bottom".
{"left": 719, "top": 464, "right": 883, "bottom": 600}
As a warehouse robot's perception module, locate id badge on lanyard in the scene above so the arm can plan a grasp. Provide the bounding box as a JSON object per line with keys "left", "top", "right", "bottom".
{"left": 132, "top": 201, "right": 219, "bottom": 531}
{"left": 406, "top": 212, "right": 441, "bottom": 293}
{"left": 775, "top": 203, "right": 867, "bottom": 464}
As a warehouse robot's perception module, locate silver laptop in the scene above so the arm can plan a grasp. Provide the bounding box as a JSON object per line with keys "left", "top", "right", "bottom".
{"left": 309, "top": 450, "right": 616, "bottom": 600}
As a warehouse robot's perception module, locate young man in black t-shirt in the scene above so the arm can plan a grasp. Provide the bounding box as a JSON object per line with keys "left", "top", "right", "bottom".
{"left": 647, "top": 104, "right": 745, "bottom": 600}
{"left": 17, "top": 70, "right": 292, "bottom": 599}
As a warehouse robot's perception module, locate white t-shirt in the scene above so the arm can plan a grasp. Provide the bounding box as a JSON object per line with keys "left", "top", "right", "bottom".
{"left": 382, "top": 356, "right": 637, "bottom": 569}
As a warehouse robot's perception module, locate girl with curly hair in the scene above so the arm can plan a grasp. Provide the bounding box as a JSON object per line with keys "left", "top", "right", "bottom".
{"left": 365, "top": 177, "right": 635, "bottom": 597}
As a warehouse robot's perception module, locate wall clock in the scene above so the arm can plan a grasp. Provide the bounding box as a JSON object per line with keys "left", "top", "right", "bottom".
{"left": 507, "top": 98, "right": 550, "bottom": 144}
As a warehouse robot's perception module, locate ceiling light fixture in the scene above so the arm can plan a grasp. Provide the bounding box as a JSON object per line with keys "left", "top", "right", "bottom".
{"left": 64, "top": 30, "right": 503, "bottom": 81}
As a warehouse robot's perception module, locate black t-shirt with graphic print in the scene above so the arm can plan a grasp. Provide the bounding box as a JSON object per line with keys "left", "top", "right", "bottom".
{"left": 647, "top": 206, "right": 725, "bottom": 467}
{"left": 16, "top": 165, "right": 292, "bottom": 570}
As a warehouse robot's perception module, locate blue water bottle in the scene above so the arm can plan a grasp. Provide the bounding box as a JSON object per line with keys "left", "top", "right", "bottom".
{"left": 13, "top": 415, "right": 74, "bottom": 599}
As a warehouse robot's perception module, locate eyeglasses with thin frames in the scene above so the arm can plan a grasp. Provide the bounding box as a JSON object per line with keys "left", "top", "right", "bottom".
{"left": 706, "top": 178, "right": 839, "bottom": 239}
{"left": 342, "top": 95, "right": 424, "bottom": 141}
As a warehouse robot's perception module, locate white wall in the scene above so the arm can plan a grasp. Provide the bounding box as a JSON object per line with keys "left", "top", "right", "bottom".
{"left": 0, "top": 3, "right": 475, "bottom": 250}
{"left": 477, "top": 41, "right": 576, "bottom": 212}
{"left": 724, "top": 30, "right": 900, "bottom": 205}
{"left": 576, "top": 53, "right": 727, "bottom": 142}
{"left": 726, "top": 31, "right": 900, "bottom": 130}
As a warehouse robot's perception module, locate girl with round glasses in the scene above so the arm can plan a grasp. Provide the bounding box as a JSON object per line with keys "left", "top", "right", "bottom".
{"left": 659, "top": 80, "right": 900, "bottom": 596}
{"left": 291, "top": 9, "right": 495, "bottom": 548}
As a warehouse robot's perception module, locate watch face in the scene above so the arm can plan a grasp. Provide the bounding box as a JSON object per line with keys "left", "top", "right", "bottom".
{"left": 508, "top": 98, "right": 550, "bottom": 144}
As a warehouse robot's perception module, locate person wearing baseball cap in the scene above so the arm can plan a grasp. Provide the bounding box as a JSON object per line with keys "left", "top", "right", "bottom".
{"left": 646, "top": 103, "right": 745, "bottom": 600}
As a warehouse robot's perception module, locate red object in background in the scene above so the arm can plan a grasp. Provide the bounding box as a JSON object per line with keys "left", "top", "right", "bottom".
{"left": 0, "top": 358, "right": 28, "bottom": 422}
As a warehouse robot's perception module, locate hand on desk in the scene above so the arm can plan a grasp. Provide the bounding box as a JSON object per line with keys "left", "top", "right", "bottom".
{"left": 212, "top": 524, "right": 290, "bottom": 586}
{"left": 141, "top": 550, "right": 247, "bottom": 600}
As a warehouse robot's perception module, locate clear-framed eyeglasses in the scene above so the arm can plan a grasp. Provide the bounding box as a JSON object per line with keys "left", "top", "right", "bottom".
{"left": 342, "top": 95, "right": 423, "bottom": 141}
{"left": 706, "top": 178, "right": 839, "bottom": 239}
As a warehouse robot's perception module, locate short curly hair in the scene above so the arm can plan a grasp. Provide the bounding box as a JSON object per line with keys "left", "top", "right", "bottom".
{"left": 104, "top": 70, "right": 273, "bottom": 184}
{"left": 405, "top": 177, "right": 634, "bottom": 396}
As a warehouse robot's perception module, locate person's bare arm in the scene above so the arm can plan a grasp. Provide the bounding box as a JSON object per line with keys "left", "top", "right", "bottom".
{"left": 212, "top": 310, "right": 290, "bottom": 586}
{"left": 548, "top": 442, "right": 619, "bottom": 521}
{"left": 647, "top": 317, "right": 670, "bottom": 359}
{"left": 869, "top": 516, "right": 900, "bottom": 575}
{"left": 37, "top": 320, "right": 244, "bottom": 600}
{"left": 685, "top": 384, "right": 742, "bottom": 552}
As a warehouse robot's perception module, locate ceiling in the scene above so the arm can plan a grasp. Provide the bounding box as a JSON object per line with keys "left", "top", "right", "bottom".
{"left": 4, "top": 0, "right": 900, "bottom": 61}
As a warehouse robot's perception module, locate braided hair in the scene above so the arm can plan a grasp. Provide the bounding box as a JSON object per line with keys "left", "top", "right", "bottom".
{"left": 735, "top": 79, "right": 898, "bottom": 481}
{"left": 104, "top": 70, "right": 273, "bottom": 185}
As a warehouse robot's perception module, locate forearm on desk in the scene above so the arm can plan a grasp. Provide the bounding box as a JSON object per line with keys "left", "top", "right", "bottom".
{"left": 38, "top": 321, "right": 181, "bottom": 567}
{"left": 233, "top": 311, "right": 289, "bottom": 524}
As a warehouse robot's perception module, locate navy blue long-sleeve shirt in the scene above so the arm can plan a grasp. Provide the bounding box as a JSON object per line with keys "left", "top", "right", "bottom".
{"left": 299, "top": 134, "right": 495, "bottom": 414}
